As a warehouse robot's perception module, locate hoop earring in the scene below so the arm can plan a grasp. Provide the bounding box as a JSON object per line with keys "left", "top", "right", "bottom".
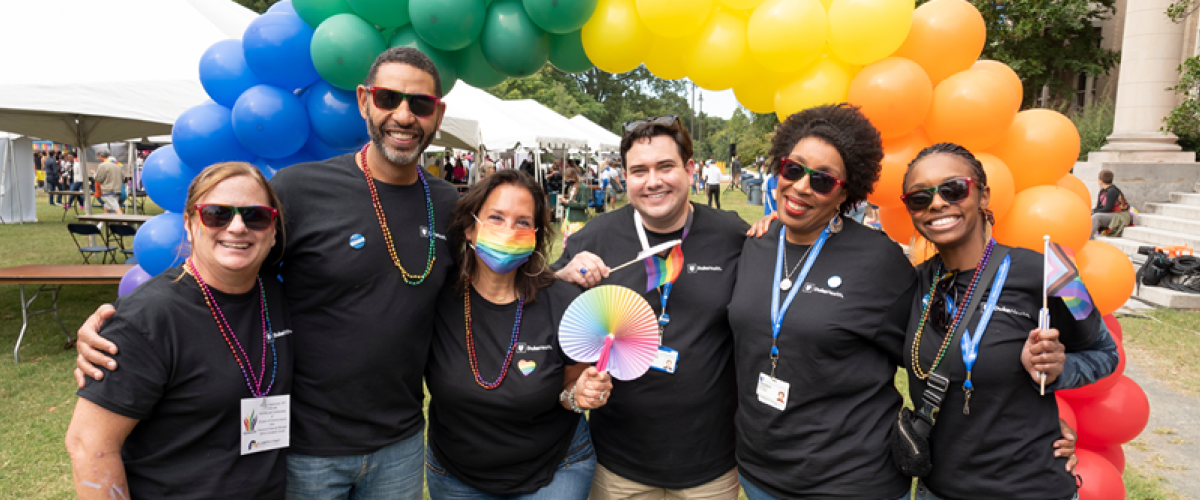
{"left": 523, "top": 250, "right": 550, "bottom": 277}
{"left": 828, "top": 215, "right": 843, "bottom": 234}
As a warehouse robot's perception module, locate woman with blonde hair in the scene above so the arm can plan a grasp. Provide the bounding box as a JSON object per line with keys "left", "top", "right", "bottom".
{"left": 66, "top": 162, "right": 293, "bottom": 499}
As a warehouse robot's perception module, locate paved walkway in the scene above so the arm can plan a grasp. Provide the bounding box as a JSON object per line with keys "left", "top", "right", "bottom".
{"left": 1124, "top": 357, "right": 1200, "bottom": 498}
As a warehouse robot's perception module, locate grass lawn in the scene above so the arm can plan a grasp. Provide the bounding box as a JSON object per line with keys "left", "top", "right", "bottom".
{"left": 0, "top": 187, "right": 1186, "bottom": 499}
{"left": 1118, "top": 309, "right": 1200, "bottom": 398}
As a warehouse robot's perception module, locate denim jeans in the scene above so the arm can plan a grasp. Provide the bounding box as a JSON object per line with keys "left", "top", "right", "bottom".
{"left": 739, "top": 473, "right": 909, "bottom": 500}
{"left": 67, "top": 182, "right": 83, "bottom": 207}
{"left": 911, "top": 481, "right": 1079, "bottom": 500}
{"left": 286, "top": 431, "right": 424, "bottom": 500}
{"left": 426, "top": 417, "right": 595, "bottom": 500}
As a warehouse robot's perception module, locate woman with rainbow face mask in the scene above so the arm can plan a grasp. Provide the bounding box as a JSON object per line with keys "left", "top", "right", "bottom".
{"left": 426, "top": 169, "right": 613, "bottom": 499}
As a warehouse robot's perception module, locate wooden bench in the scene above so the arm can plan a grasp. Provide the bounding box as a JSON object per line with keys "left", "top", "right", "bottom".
{"left": 0, "top": 265, "right": 131, "bottom": 363}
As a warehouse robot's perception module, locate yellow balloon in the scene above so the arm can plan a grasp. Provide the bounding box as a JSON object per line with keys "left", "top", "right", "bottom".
{"left": 687, "top": 8, "right": 750, "bottom": 91}
{"left": 748, "top": 0, "right": 826, "bottom": 74}
{"left": 774, "top": 53, "right": 856, "bottom": 120}
{"left": 582, "top": 0, "right": 651, "bottom": 74}
{"left": 818, "top": 0, "right": 834, "bottom": 8}
{"left": 733, "top": 61, "right": 797, "bottom": 113}
{"left": 636, "top": 0, "right": 714, "bottom": 38}
{"left": 720, "top": 0, "right": 765, "bottom": 8}
{"left": 828, "top": 0, "right": 914, "bottom": 66}
{"left": 644, "top": 34, "right": 692, "bottom": 80}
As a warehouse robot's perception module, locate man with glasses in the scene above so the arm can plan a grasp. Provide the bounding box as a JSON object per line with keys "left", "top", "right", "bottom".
{"left": 75, "top": 48, "right": 458, "bottom": 499}
{"left": 554, "top": 116, "right": 749, "bottom": 499}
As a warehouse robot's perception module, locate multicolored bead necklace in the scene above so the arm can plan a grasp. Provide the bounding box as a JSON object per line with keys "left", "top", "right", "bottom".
{"left": 910, "top": 239, "right": 995, "bottom": 381}
{"left": 357, "top": 143, "right": 437, "bottom": 285}
{"left": 464, "top": 285, "right": 524, "bottom": 389}
{"left": 185, "top": 259, "right": 277, "bottom": 398}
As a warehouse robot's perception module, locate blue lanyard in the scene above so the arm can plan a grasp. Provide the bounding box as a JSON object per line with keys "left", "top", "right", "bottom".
{"left": 960, "top": 254, "right": 1011, "bottom": 390}
{"left": 769, "top": 224, "right": 832, "bottom": 360}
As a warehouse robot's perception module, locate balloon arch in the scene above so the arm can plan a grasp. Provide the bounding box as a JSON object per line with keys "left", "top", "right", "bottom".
{"left": 130, "top": 1, "right": 1147, "bottom": 494}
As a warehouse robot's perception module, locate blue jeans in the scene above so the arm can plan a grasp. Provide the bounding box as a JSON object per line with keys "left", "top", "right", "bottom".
{"left": 739, "top": 473, "right": 909, "bottom": 500}
{"left": 426, "top": 417, "right": 595, "bottom": 500}
{"left": 286, "top": 431, "right": 424, "bottom": 500}
{"left": 911, "top": 481, "right": 1079, "bottom": 500}
{"left": 67, "top": 182, "right": 83, "bottom": 207}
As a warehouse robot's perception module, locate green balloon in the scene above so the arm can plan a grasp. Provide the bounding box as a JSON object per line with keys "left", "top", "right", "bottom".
{"left": 409, "top": 0, "right": 487, "bottom": 52}
{"left": 348, "top": 0, "right": 411, "bottom": 29}
{"left": 311, "top": 14, "right": 387, "bottom": 90}
{"left": 481, "top": 0, "right": 549, "bottom": 78}
{"left": 388, "top": 27, "right": 459, "bottom": 95}
{"left": 522, "top": 0, "right": 597, "bottom": 34}
{"left": 456, "top": 39, "right": 507, "bottom": 88}
{"left": 293, "top": 0, "right": 355, "bottom": 29}
{"left": 548, "top": 30, "right": 593, "bottom": 73}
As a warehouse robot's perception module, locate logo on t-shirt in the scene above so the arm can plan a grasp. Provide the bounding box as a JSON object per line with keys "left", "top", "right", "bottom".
{"left": 418, "top": 225, "right": 447, "bottom": 241}
{"left": 995, "top": 305, "right": 1033, "bottom": 319}
{"left": 515, "top": 343, "right": 553, "bottom": 354}
{"left": 686, "top": 263, "right": 723, "bottom": 273}
{"left": 801, "top": 282, "right": 844, "bottom": 298}
{"left": 267, "top": 329, "right": 292, "bottom": 341}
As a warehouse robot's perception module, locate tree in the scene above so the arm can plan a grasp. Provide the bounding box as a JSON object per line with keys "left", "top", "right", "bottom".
{"left": 487, "top": 67, "right": 605, "bottom": 124}
{"left": 233, "top": 0, "right": 278, "bottom": 14}
{"left": 969, "top": 0, "right": 1120, "bottom": 108}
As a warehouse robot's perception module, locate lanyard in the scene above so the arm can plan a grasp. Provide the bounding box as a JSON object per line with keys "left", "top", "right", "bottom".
{"left": 769, "top": 223, "right": 832, "bottom": 375}
{"left": 959, "top": 253, "right": 1010, "bottom": 413}
{"left": 634, "top": 206, "right": 693, "bottom": 342}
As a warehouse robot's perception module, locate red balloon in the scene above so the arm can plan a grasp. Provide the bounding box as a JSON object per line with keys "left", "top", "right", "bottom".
{"left": 1104, "top": 313, "right": 1123, "bottom": 344}
{"left": 1057, "top": 394, "right": 1077, "bottom": 431}
{"left": 1075, "top": 449, "right": 1126, "bottom": 500}
{"left": 1080, "top": 442, "right": 1125, "bottom": 474}
{"left": 1058, "top": 339, "right": 1125, "bottom": 401}
{"left": 1074, "top": 376, "right": 1150, "bottom": 446}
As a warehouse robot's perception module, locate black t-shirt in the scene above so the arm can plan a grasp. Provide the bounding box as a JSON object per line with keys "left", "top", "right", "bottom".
{"left": 78, "top": 267, "right": 293, "bottom": 499}
{"left": 551, "top": 203, "right": 749, "bottom": 488}
{"left": 427, "top": 281, "right": 582, "bottom": 494}
{"left": 728, "top": 219, "right": 915, "bottom": 498}
{"left": 906, "top": 246, "right": 1100, "bottom": 500}
{"left": 269, "top": 153, "right": 458, "bottom": 455}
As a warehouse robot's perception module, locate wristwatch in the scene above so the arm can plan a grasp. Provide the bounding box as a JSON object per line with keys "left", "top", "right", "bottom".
{"left": 560, "top": 387, "right": 584, "bottom": 413}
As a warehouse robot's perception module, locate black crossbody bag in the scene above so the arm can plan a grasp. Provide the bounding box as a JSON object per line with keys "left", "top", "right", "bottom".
{"left": 891, "top": 246, "right": 1010, "bottom": 477}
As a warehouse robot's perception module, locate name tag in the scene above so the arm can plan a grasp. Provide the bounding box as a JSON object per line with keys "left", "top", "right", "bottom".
{"left": 649, "top": 346, "right": 679, "bottom": 374}
{"left": 756, "top": 373, "right": 789, "bottom": 411}
{"left": 240, "top": 395, "right": 290, "bottom": 455}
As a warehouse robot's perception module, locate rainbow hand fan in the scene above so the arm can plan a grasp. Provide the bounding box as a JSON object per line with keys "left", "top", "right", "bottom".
{"left": 559, "top": 285, "right": 660, "bottom": 381}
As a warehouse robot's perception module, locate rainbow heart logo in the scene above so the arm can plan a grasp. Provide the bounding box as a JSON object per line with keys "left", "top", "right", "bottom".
{"left": 518, "top": 360, "right": 536, "bottom": 376}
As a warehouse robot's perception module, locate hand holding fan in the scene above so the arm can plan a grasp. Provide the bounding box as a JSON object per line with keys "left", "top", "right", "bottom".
{"left": 559, "top": 285, "right": 660, "bottom": 381}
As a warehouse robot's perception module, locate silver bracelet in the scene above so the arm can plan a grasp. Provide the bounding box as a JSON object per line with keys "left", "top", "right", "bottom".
{"left": 568, "top": 386, "right": 585, "bottom": 413}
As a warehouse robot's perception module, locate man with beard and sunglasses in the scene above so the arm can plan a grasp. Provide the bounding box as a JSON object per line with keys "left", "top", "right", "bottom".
{"left": 554, "top": 116, "right": 750, "bottom": 499}
{"left": 73, "top": 48, "right": 458, "bottom": 499}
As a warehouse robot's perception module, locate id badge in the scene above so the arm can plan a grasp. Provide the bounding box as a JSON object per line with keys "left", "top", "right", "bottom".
{"left": 756, "top": 373, "right": 789, "bottom": 411}
{"left": 649, "top": 346, "right": 679, "bottom": 374}
{"left": 240, "top": 395, "right": 290, "bottom": 455}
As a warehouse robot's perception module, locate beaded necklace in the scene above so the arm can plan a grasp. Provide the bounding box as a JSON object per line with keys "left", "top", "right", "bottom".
{"left": 464, "top": 285, "right": 524, "bottom": 389}
{"left": 910, "top": 239, "right": 995, "bottom": 381}
{"left": 185, "top": 259, "right": 277, "bottom": 398}
{"left": 357, "top": 144, "right": 437, "bottom": 285}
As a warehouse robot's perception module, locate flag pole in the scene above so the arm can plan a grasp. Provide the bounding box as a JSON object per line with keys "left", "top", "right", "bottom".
{"left": 1040, "top": 235, "right": 1050, "bottom": 396}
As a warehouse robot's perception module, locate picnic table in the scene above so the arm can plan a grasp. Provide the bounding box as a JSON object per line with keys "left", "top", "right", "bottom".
{"left": 1, "top": 264, "right": 131, "bottom": 363}
{"left": 75, "top": 214, "right": 154, "bottom": 224}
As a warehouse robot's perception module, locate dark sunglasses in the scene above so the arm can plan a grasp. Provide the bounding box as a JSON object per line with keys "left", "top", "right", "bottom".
{"left": 929, "top": 271, "right": 959, "bottom": 331}
{"left": 778, "top": 158, "right": 846, "bottom": 195}
{"left": 194, "top": 204, "right": 278, "bottom": 231}
{"left": 366, "top": 86, "right": 440, "bottom": 117}
{"left": 623, "top": 115, "right": 681, "bottom": 132}
{"left": 901, "top": 177, "right": 977, "bottom": 212}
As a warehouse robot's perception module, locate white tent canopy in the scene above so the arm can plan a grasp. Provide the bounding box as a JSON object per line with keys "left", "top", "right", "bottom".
{"left": 498, "top": 100, "right": 595, "bottom": 152}
{"left": 443, "top": 85, "right": 586, "bottom": 152}
{"left": 569, "top": 115, "right": 621, "bottom": 153}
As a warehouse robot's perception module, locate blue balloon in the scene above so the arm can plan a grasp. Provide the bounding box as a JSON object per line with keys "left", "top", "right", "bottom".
{"left": 254, "top": 150, "right": 317, "bottom": 173}
{"left": 142, "top": 146, "right": 201, "bottom": 213}
{"left": 173, "top": 102, "right": 257, "bottom": 169}
{"left": 305, "top": 80, "right": 369, "bottom": 149}
{"left": 118, "top": 265, "right": 152, "bottom": 296}
{"left": 133, "top": 212, "right": 191, "bottom": 277}
{"left": 198, "top": 39, "right": 263, "bottom": 108}
{"left": 303, "top": 133, "right": 356, "bottom": 160}
{"left": 244, "top": 12, "right": 320, "bottom": 90}
{"left": 267, "top": 0, "right": 296, "bottom": 14}
{"left": 232, "top": 84, "right": 311, "bottom": 159}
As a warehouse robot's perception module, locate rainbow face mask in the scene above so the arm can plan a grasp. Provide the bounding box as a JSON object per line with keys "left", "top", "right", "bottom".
{"left": 472, "top": 215, "right": 537, "bottom": 274}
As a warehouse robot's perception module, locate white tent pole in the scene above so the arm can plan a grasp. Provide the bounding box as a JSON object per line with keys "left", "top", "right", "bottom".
{"left": 0, "top": 136, "right": 11, "bottom": 224}
{"left": 127, "top": 140, "right": 136, "bottom": 214}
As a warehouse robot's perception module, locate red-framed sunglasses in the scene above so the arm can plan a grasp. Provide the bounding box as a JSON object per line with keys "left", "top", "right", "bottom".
{"left": 194, "top": 204, "right": 278, "bottom": 231}
{"left": 366, "top": 86, "right": 441, "bottom": 117}
{"left": 779, "top": 158, "right": 846, "bottom": 195}
{"left": 900, "top": 177, "right": 977, "bottom": 212}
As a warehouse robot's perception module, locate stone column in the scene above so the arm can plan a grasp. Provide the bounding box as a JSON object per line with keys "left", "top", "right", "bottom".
{"left": 1095, "top": 0, "right": 1194, "bottom": 162}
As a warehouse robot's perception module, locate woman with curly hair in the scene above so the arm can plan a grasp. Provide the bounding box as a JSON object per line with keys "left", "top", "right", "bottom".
{"left": 727, "top": 104, "right": 916, "bottom": 499}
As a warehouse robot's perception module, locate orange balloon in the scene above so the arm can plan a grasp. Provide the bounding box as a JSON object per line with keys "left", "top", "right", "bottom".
{"left": 972, "top": 60, "right": 1022, "bottom": 111}
{"left": 890, "top": 0, "right": 986, "bottom": 84}
{"left": 925, "top": 69, "right": 1018, "bottom": 152}
{"left": 847, "top": 57, "right": 932, "bottom": 140}
{"left": 992, "top": 185, "right": 1092, "bottom": 253}
{"left": 987, "top": 109, "right": 1081, "bottom": 193}
{"left": 974, "top": 152, "right": 1014, "bottom": 221}
{"left": 869, "top": 127, "right": 932, "bottom": 207}
{"left": 1078, "top": 240, "right": 1137, "bottom": 317}
{"left": 1057, "top": 173, "right": 1092, "bottom": 206}
{"left": 877, "top": 204, "right": 915, "bottom": 244}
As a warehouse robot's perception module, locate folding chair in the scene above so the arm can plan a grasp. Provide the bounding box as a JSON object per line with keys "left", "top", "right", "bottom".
{"left": 67, "top": 224, "right": 118, "bottom": 264}
{"left": 108, "top": 224, "right": 138, "bottom": 263}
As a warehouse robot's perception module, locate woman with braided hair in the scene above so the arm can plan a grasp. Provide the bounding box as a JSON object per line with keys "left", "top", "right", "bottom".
{"left": 899, "top": 143, "right": 1118, "bottom": 500}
